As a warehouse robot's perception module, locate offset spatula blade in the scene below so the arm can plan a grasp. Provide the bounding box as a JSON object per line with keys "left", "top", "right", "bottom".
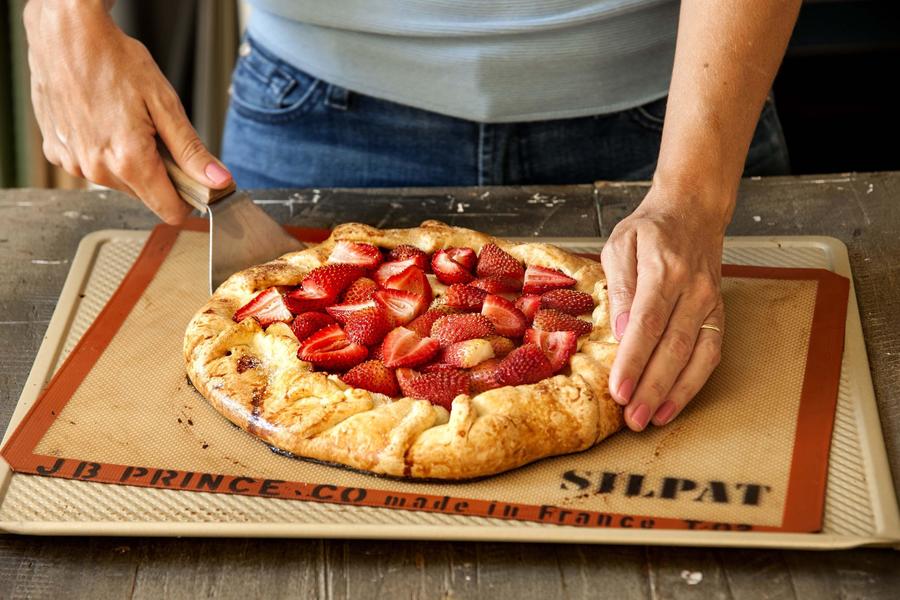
{"left": 208, "top": 191, "right": 304, "bottom": 292}
{"left": 160, "top": 149, "right": 304, "bottom": 294}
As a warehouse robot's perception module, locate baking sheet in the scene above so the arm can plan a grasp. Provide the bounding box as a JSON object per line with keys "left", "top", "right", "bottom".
{"left": 1, "top": 231, "right": 898, "bottom": 548}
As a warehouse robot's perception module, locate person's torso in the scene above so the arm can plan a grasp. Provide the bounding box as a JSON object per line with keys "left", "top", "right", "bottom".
{"left": 247, "top": 0, "right": 679, "bottom": 122}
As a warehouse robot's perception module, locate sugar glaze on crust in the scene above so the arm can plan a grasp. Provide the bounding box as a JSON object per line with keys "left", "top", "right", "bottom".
{"left": 183, "top": 221, "right": 623, "bottom": 479}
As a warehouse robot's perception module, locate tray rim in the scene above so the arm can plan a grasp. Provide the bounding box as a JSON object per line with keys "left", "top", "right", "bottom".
{"left": 1, "top": 229, "right": 898, "bottom": 549}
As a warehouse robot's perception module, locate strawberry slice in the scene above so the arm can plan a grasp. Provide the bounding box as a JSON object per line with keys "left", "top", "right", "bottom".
{"left": 344, "top": 306, "right": 392, "bottom": 346}
{"left": 302, "top": 264, "right": 365, "bottom": 298}
{"left": 485, "top": 335, "right": 516, "bottom": 358}
{"left": 470, "top": 276, "right": 521, "bottom": 294}
{"left": 443, "top": 284, "right": 488, "bottom": 311}
{"left": 290, "top": 311, "right": 336, "bottom": 342}
{"left": 533, "top": 309, "right": 593, "bottom": 337}
{"left": 469, "top": 358, "right": 503, "bottom": 393}
{"left": 297, "top": 324, "right": 368, "bottom": 371}
{"left": 540, "top": 289, "right": 595, "bottom": 315}
{"left": 440, "top": 338, "right": 495, "bottom": 368}
{"left": 495, "top": 343, "right": 554, "bottom": 386}
{"left": 387, "top": 245, "right": 430, "bottom": 270}
{"left": 382, "top": 327, "right": 440, "bottom": 368}
{"left": 421, "top": 362, "right": 461, "bottom": 373}
{"left": 284, "top": 286, "right": 332, "bottom": 313}
{"left": 430, "top": 313, "right": 495, "bottom": 346}
{"left": 373, "top": 258, "right": 419, "bottom": 288}
{"left": 374, "top": 289, "right": 429, "bottom": 325}
{"left": 326, "top": 299, "right": 377, "bottom": 324}
{"left": 524, "top": 328, "right": 578, "bottom": 372}
{"left": 341, "top": 360, "right": 400, "bottom": 396}
{"left": 384, "top": 266, "right": 433, "bottom": 303}
{"left": 431, "top": 248, "right": 476, "bottom": 285}
{"left": 341, "top": 277, "right": 378, "bottom": 304}
{"left": 476, "top": 243, "right": 524, "bottom": 285}
{"left": 522, "top": 265, "right": 577, "bottom": 294}
{"left": 327, "top": 241, "right": 383, "bottom": 269}
{"left": 481, "top": 294, "right": 528, "bottom": 338}
{"left": 396, "top": 368, "right": 471, "bottom": 410}
{"left": 407, "top": 307, "right": 453, "bottom": 338}
{"left": 233, "top": 287, "right": 293, "bottom": 326}
{"left": 514, "top": 294, "right": 542, "bottom": 322}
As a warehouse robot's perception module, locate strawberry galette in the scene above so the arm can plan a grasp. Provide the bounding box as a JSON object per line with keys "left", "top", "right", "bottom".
{"left": 184, "top": 221, "right": 622, "bottom": 479}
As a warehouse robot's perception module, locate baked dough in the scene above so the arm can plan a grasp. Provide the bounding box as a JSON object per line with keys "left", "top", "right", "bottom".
{"left": 183, "top": 220, "right": 622, "bottom": 479}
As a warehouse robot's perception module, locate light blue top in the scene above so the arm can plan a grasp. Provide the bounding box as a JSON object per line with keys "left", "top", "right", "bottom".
{"left": 247, "top": 0, "right": 679, "bottom": 123}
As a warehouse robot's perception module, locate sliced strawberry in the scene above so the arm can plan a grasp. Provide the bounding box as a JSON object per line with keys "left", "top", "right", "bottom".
{"left": 407, "top": 307, "right": 453, "bottom": 338}
{"left": 443, "top": 284, "right": 488, "bottom": 311}
{"left": 533, "top": 309, "right": 593, "bottom": 337}
{"left": 396, "top": 368, "right": 471, "bottom": 410}
{"left": 495, "top": 343, "right": 554, "bottom": 386}
{"left": 341, "top": 277, "right": 378, "bottom": 304}
{"left": 370, "top": 341, "right": 385, "bottom": 362}
{"left": 341, "top": 360, "right": 400, "bottom": 396}
{"left": 541, "top": 289, "right": 595, "bottom": 315}
{"left": 326, "top": 299, "right": 376, "bottom": 324}
{"left": 284, "top": 286, "right": 332, "bottom": 313}
{"left": 515, "top": 294, "right": 542, "bottom": 322}
{"left": 481, "top": 294, "right": 528, "bottom": 338}
{"left": 374, "top": 289, "right": 429, "bottom": 326}
{"left": 485, "top": 335, "right": 516, "bottom": 358}
{"left": 421, "top": 362, "right": 461, "bottom": 373}
{"left": 327, "top": 241, "right": 383, "bottom": 269}
{"left": 431, "top": 248, "right": 476, "bottom": 285}
{"left": 430, "top": 313, "right": 495, "bottom": 346}
{"left": 387, "top": 245, "right": 430, "bottom": 270}
{"left": 290, "top": 311, "right": 336, "bottom": 342}
{"left": 524, "top": 328, "right": 578, "bottom": 372}
{"left": 344, "top": 306, "right": 392, "bottom": 346}
{"left": 470, "top": 276, "right": 520, "bottom": 294}
{"left": 233, "top": 287, "right": 293, "bottom": 326}
{"left": 395, "top": 367, "right": 417, "bottom": 392}
{"left": 440, "top": 338, "right": 495, "bottom": 368}
{"left": 384, "top": 266, "right": 433, "bottom": 303}
{"left": 373, "top": 258, "right": 419, "bottom": 288}
{"left": 469, "top": 358, "right": 503, "bottom": 394}
{"left": 476, "top": 243, "right": 524, "bottom": 285}
{"left": 382, "top": 327, "right": 440, "bottom": 368}
{"left": 297, "top": 324, "right": 368, "bottom": 371}
{"left": 302, "top": 264, "right": 365, "bottom": 298}
{"left": 522, "top": 265, "right": 577, "bottom": 294}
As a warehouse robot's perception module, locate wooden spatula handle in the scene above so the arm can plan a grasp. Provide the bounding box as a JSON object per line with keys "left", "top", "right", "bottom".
{"left": 159, "top": 145, "right": 236, "bottom": 213}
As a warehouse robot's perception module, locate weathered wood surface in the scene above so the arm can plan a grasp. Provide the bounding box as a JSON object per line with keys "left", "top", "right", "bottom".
{"left": 1, "top": 175, "right": 898, "bottom": 599}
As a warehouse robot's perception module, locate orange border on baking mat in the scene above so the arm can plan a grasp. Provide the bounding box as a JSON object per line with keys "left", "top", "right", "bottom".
{"left": 1, "top": 222, "right": 849, "bottom": 533}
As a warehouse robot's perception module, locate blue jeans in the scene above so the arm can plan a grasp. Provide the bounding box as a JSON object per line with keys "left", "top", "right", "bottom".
{"left": 222, "top": 36, "right": 790, "bottom": 188}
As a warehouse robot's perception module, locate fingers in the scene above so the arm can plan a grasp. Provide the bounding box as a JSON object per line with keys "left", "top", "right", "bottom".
{"left": 148, "top": 86, "right": 232, "bottom": 189}
{"left": 607, "top": 265, "right": 679, "bottom": 409}
{"left": 652, "top": 302, "right": 724, "bottom": 427}
{"left": 623, "top": 279, "right": 717, "bottom": 430}
{"left": 601, "top": 229, "right": 638, "bottom": 342}
{"left": 120, "top": 147, "right": 193, "bottom": 225}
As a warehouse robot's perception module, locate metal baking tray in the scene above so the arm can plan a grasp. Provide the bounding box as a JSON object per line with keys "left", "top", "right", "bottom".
{"left": 1, "top": 230, "right": 898, "bottom": 548}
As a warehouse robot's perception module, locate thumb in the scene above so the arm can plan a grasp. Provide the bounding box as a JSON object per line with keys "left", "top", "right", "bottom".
{"left": 600, "top": 236, "right": 638, "bottom": 342}
{"left": 148, "top": 90, "right": 232, "bottom": 189}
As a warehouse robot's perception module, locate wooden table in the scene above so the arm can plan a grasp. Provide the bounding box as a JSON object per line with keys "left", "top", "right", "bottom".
{"left": 1, "top": 173, "right": 898, "bottom": 598}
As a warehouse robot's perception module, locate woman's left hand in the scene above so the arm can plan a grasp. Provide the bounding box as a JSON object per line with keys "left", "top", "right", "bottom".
{"left": 600, "top": 186, "right": 728, "bottom": 431}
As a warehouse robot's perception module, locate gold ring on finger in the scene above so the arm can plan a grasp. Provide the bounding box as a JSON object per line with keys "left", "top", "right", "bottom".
{"left": 700, "top": 323, "right": 722, "bottom": 334}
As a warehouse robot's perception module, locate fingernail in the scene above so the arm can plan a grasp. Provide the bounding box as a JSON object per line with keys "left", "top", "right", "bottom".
{"left": 653, "top": 400, "right": 677, "bottom": 426}
{"left": 614, "top": 311, "right": 629, "bottom": 340}
{"left": 630, "top": 404, "right": 651, "bottom": 431}
{"left": 616, "top": 378, "right": 634, "bottom": 405}
{"left": 205, "top": 161, "right": 231, "bottom": 186}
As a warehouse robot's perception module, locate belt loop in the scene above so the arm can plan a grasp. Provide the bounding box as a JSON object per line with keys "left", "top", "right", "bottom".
{"left": 325, "top": 84, "right": 350, "bottom": 111}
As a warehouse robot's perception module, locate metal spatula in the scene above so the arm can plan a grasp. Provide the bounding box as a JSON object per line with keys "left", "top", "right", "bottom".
{"left": 162, "top": 154, "right": 304, "bottom": 294}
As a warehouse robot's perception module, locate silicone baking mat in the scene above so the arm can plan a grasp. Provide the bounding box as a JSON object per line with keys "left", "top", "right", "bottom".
{"left": 1, "top": 224, "right": 898, "bottom": 547}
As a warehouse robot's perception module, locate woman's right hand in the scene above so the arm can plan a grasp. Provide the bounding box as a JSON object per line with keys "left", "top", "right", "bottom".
{"left": 24, "top": 0, "right": 233, "bottom": 224}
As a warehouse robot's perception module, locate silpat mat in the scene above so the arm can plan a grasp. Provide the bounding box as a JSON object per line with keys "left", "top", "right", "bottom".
{"left": 1, "top": 221, "right": 849, "bottom": 532}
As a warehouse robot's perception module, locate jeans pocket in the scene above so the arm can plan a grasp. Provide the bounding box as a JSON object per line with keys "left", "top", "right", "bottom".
{"left": 628, "top": 96, "right": 668, "bottom": 133}
{"left": 228, "top": 37, "right": 324, "bottom": 123}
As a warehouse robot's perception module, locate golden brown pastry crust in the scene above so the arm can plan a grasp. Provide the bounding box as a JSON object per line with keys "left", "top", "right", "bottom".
{"left": 183, "top": 221, "right": 622, "bottom": 479}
